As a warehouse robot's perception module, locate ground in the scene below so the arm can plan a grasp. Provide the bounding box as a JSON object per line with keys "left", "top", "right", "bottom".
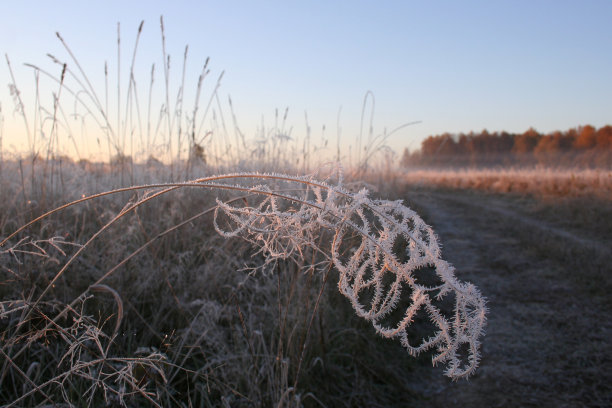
{"left": 399, "top": 187, "right": 611, "bottom": 408}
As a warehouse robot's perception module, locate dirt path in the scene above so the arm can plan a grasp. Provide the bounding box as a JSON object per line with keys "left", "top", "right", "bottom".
{"left": 402, "top": 189, "right": 611, "bottom": 408}
{"left": 429, "top": 191, "right": 610, "bottom": 255}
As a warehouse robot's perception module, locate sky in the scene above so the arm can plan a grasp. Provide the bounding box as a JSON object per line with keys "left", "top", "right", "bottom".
{"left": 1, "top": 0, "right": 611, "bottom": 161}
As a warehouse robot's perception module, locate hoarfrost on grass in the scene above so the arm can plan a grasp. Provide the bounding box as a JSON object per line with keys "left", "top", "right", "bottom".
{"left": 211, "top": 172, "right": 487, "bottom": 379}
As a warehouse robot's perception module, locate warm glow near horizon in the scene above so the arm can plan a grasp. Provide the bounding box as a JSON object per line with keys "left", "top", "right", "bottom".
{"left": 1, "top": 0, "right": 611, "bottom": 163}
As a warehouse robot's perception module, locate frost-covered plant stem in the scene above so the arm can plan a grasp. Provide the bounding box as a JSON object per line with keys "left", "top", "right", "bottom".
{"left": 1, "top": 171, "right": 486, "bottom": 380}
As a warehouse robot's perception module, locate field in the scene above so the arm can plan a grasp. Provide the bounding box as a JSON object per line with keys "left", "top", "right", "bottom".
{"left": 1, "top": 19, "right": 611, "bottom": 407}
{"left": 0, "top": 160, "right": 610, "bottom": 407}
{"left": 399, "top": 167, "right": 612, "bottom": 199}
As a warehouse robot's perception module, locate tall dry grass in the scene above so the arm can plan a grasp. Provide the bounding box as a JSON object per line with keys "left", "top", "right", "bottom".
{"left": 0, "top": 17, "right": 483, "bottom": 406}
{"left": 4, "top": 17, "right": 405, "bottom": 189}
{"left": 0, "top": 167, "right": 486, "bottom": 406}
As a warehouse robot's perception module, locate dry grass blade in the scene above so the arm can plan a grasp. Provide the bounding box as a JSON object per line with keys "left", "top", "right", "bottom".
{"left": 89, "top": 284, "right": 124, "bottom": 339}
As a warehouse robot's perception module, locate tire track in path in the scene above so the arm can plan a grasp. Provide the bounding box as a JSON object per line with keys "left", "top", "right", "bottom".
{"left": 430, "top": 190, "right": 610, "bottom": 256}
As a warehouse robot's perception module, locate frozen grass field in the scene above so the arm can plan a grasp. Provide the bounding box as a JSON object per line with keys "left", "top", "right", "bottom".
{"left": 1, "top": 159, "right": 610, "bottom": 407}
{"left": 1, "top": 17, "right": 611, "bottom": 407}
{"left": 0, "top": 160, "right": 490, "bottom": 406}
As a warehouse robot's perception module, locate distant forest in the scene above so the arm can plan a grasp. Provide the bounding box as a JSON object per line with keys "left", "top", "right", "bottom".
{"left": 402, "top": 125, "right": 612, "bottom": 167}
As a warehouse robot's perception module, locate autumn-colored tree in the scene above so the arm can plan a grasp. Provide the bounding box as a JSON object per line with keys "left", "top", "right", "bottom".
{"left": 573, "top": 125, "right": 597, "bottom": 149}
{"left": 534, "top": 130, "right": 573, "bottom": 154}
{"left": 512, "top": 127, "right": 541, "bottom": 153}
{"left": 421, "top": 133, "right": 457, "bottom": 156}
{"left": 497, "top": 131, "right": 515, "bottom": 153}
{"left": 534, "top": 135, "right": 555, "bottom": 154}
{"left": 404, "top": 124, "right": 611, "bottom": 168}
{"left": 458, "top": 133, "right": 473, "bottom": 155}
{"left": 420, "top": 136, "right": 440, "bottom": 156}
{"left": 472, "top": 130, "right": 490, "bottom": 154}
{"left": 596, "top": 125, "right": 612, "bottom": 149}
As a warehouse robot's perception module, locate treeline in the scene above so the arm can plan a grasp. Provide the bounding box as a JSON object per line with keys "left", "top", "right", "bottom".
{"left": 402, "top": 125, "right": 612, "bottom": 168}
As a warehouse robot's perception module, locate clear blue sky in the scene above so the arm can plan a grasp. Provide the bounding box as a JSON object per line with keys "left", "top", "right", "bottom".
{"left": 1, "top": 0, "right": 611, "bottom": 160}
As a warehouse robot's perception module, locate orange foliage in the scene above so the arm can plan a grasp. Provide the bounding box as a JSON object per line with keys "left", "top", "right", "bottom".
{"left": 402, "top": 124, "right": 612, "bottom": 167}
